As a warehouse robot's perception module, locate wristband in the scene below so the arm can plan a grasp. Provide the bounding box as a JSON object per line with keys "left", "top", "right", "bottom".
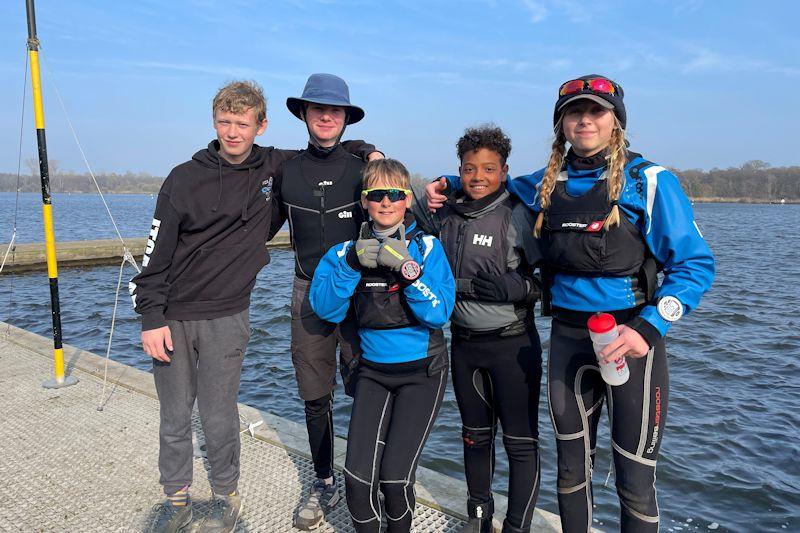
{"left": 657, "top": 296, "right": 683, "bottom": 322}
{"left": 399, "top": 260, "right": 421, "bottom": 282}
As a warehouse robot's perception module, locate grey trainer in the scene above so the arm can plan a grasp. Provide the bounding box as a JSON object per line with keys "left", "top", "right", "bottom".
{"left": 198, "top": 493, "right": 242, "bottom": 533}
{"left": 293, "top": 478, "right": 340, "bottom": 530}
{"left": 149, "top": 500, "right": 193, "bottom": 533}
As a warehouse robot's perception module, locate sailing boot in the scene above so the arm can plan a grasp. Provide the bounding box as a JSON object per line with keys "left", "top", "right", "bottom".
{"left": 457, "top": 499, "right": 494, "bottom": 533}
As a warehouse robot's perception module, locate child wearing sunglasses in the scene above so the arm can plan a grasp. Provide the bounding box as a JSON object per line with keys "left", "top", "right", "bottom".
{"left": 310, "top": 158, "right": 455, "bottom": 533}
{"left": 413, "top": 125, "right": 543, "bottom": 533}
{"left": 427, "top": 76, "right": 715, "bottom": 532}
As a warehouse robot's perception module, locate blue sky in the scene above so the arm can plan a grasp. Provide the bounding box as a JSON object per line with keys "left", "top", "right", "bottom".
{"left": 0, "top": 0, "right": 796, "bottom": 178}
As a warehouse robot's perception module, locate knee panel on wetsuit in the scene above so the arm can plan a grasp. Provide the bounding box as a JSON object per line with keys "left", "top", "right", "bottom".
{"left": 304, "top": 393, "right": 332, "bottom": 420}
{"left": 344, "top": 469, "right": 380, "bottom": 524}
{"left": 379, "top": 479, "right": 414, "bottom": 522}
{"left": 462, "top": 426, "right": 494, "bottom": 449}
{"left": 614, "top": 453, "right": 659, "bottom": 524}
{"left": 501, "top": 434, "right": 538, "bottom": 461}
{"left": 555, "top": 437, "right": 590, "bottom": 491}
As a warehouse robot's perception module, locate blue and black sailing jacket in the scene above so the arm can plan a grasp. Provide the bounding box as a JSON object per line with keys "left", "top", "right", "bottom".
{"left": 445, "top": 153, "right": 715, "bottom": 341}
{"left": 310, "top": 219, "right": 456, "bottom": 364}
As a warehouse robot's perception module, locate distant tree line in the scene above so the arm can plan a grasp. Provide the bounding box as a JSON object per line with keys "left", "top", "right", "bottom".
{"left": 669, "top": 160, "right": 800, "bottom": 202}
{"left": 0, "top": 159, "right": 164, "bottom": 194}
{"left": 1, "top": 159, "right": 798, "bottom": 202}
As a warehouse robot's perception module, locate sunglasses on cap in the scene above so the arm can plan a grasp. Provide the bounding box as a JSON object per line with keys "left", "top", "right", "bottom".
{"left": 361, "top": 188, "right": 411, "bottom": 202}
{"left": 559, "top": 77, "right": 617, "bottom": 97}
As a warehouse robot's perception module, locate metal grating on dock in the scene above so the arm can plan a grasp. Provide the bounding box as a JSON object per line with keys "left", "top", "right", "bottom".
{"left": 0, "top": 331, "right": 465, "bottom": 532}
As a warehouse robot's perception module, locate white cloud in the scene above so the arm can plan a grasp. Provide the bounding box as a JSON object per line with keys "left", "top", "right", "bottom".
{"left": 680, "top": 45, "right": 800, "bottom": 77}
{"left": 520, "top": 0, "right": 548, "bottom": 23}
{"left": 552, "top": 0, "right": 594, "bottom": 23}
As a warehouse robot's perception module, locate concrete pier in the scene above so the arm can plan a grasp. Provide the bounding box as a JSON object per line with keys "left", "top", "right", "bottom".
{"left": 0, "top": 322, "right": 563, "bottom": 532}
{"left": 0, "top": 231, "right": 292, "bottom": 273}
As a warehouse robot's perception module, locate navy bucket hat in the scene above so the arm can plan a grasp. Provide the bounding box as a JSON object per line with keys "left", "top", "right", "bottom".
{"left": 553, "top": 74, "right": 626, "bottom": 130}
{"left": 286, "top": 73, "right": 365, "bottom": 125}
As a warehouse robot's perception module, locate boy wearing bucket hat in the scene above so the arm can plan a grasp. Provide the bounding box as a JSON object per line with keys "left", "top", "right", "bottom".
{"left": 268, "top": 73, "right": 383, "bottom": 530}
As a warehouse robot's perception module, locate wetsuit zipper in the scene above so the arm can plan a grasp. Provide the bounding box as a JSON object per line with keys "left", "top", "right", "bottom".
{"left": 318, "top": 184, "right": 327, "bottom": 258}
{"left": 454, "top": 220, "right": 469, "bottom": 277}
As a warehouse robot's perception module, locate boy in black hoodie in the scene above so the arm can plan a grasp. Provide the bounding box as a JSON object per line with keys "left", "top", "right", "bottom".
{"left": 130, "top": 80, "right": 377, "bottom": 533}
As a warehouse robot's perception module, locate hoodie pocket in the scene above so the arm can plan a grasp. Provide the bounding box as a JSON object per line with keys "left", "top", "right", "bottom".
{"left": 174, "top": 243, "right": 268, "bottom": 303}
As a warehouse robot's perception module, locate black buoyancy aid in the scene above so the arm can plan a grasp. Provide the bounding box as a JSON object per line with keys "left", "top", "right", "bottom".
{"left": 281, "top": 153, "right": 366, "bottom": 279}
{"left": 439, "top": 195, "right": 513, "bottom": 296}
{"left": 541, "top": 177, "right": 646, "bottom": 277}
{"left": 353, "top": 227, "right": 426, "bottom": 330}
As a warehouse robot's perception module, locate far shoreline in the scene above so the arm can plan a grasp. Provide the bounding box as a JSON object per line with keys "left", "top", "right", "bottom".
{"left": 690, "top": 197, "right": 799, "bottom": 204}
{"left": 2, "top": 190, "right": 799, "bottom": 204}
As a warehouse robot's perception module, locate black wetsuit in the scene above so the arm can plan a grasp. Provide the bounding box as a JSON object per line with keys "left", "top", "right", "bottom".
{"left": 432, "top": 187, "right": 544, "bottom": 531}
{"left": 450, "top": 330, "right": 542, "bottom": 531}
{"left": 344, "top": 356, "right": 448, "bottom": 533}
{"left": 270, "top": 141, "right": 372, "bottom": 481}
{"left": 547, "top": 308, "right": 668, "bottom": 532}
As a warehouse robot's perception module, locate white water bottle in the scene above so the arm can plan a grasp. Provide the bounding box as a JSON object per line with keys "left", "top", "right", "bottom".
{"left": 587, "top": 313, "right": 630, "bottom": 386}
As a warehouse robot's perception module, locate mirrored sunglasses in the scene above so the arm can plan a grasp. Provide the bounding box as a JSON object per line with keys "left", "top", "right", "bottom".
{"left": 361, "top": 188, "right": 411, "bottom": 202}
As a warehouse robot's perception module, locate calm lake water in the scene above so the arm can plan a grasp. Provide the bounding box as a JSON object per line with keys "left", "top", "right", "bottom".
{"left": 1, "top": 192, "right": 798, "bottom": 531}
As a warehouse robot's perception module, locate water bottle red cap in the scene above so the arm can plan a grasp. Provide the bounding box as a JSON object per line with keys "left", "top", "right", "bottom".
{"left": 587, "top": 312, "right": 617, "bottom": 333}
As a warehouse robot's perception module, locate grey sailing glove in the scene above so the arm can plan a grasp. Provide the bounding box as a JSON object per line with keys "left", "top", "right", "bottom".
{"left": 346, "top": 222, "right": 381, "bottom": 270}
{"left": 378, "top": 225, "right": 422, "bottom": 282}
{"left": 377, "top": 225, "right": 411, "bottom": 271}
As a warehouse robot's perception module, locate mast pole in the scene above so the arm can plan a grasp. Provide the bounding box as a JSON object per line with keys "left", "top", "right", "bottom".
{"left": 25, "top": 0, "right": 77, "bottom": 388}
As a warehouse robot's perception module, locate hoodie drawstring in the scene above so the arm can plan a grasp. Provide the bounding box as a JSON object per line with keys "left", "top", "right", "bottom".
{"left": 242, "top": 167, "right": 252, "bottom": 222}
{"left": 211, "top": 157, "right": 223, "bottom": 212}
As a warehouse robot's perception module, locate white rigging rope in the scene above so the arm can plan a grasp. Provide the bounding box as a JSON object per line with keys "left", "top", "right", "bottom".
{"left": 96, "top": 253, "right": 138, "bottom": 411}
{"left": 0, "top": 233, "right": 17, "bottom": 275}
{"left": 3, "top": 50, "right": 29, "bottom": 339}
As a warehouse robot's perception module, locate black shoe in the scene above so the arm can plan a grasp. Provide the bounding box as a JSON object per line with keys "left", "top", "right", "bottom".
{"left": 149, "top": 500, "right": 193, "bottom": 533}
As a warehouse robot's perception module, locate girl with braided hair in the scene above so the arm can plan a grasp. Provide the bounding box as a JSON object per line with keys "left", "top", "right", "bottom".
{"left": 427, "top": 75, "right": 715, "bottom": 531}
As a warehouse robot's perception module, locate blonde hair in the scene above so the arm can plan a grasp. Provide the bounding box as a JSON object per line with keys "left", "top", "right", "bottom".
{"left": 212, "top": 80, "right": 267, "bottom": 123}
{"left": 534, "top": 115, "right": 627, "bottom": 237}
{"left": 362, "top": 159, "right": 411, "bottom": 190}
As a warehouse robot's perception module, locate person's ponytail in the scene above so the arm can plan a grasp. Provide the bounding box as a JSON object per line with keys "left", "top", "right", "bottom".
{"left": 533, "top": 125, "right": 567, "bottom": 238}
{"left": 602, "top": 121, "right": 627, "bottom": 231}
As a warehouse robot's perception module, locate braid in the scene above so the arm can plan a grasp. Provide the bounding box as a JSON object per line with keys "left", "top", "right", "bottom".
{"left": 603, "top": 121, "right": 627, "bottom": 230}
{"left": 533, "top": 126, "right": 567, "bottom": 238}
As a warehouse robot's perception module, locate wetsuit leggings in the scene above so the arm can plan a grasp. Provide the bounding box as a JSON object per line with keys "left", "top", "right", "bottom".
{"left": 344, "top": 355, "right": 447, "bottom": 533}
{"left": 451, "top": 328, "right": 542, "bottom": 530}
{"left": 291, "top": 276, "right": 361, "bottom": 480}
{"left": 548, "top": 318, "right": 668, "bottom": 532}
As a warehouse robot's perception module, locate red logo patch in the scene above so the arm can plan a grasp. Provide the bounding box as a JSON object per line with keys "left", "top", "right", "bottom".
{"left": 586, "top": 220, "right": 604, "bottom": 232}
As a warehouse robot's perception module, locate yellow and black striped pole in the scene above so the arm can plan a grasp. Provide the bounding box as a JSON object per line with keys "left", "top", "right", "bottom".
{"left": 26, "top": 0, "right": 77, "bottom": 389}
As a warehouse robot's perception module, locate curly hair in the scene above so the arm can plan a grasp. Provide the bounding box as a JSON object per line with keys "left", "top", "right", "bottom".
{"left": 212, "top": 80, "right": 267, "bottom": 123}
{"left": 456, "top": 124, "right": 512, "bottom": 165}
